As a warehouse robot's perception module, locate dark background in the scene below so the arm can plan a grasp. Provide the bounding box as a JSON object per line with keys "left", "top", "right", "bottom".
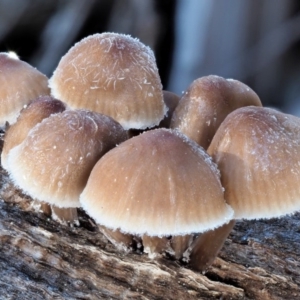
{"left": 1, "top": 0, "right": 300, "bottom": 115}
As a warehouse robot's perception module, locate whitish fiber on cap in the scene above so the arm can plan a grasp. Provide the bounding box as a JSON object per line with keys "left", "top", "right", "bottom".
{"left": 80, "top": 128, "right": 233, "bottom": 236}
{"left": 49, "top": 33, "right": 167, "bottom": 130}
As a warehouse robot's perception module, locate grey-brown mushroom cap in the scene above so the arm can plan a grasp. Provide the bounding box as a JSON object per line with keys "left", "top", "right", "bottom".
{"left": 80, "top": 128, "right": 233, "bottom": 236}
{"left": 7, "top": 109, "right": 128, "bottom": 208}
{"left": 0, "top": 52, "right": 50, "bottom": 127}
{"left": 208, "top": 106, "right": 300, "bottom": 220}
{"left": 170, "top": 75, "right": 262, "bottom": 149}
{"left": 1, "top": 96, "right": 66, "bottom": 170}
{"left": 49, "top": 32, "right": 167, "bottom": 130}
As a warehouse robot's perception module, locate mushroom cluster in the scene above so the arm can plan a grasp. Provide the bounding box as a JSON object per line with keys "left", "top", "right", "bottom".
{"left": 1, "top": 32, "right": 300, "bottom": 273}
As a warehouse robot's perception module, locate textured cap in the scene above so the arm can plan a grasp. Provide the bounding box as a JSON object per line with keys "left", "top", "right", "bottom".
{"left": 0, "top": 52, "right": 50, "bottom": 127}
{"left": 170, "top": 75, "right": 262, "bottom": 149}
{"left": 1, "top": 96, "right": 65, "bottom": 170}
{"left": 208, "top": 106, "right": 300, "bottom": 219}
{"left": 8, "top": 109, "right": 128, "bottom": 208}
{"left": 49, "top": 32, "right": 167, "bottom": 130}
{"left": 80, "top": 128, "right": 233, "bottom": 236}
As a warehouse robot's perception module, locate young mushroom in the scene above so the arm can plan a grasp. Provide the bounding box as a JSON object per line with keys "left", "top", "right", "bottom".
{"left": 0, "top": 52, "right": 50, "bottom": 127}
{"left": 49, "top": 32, "right": 167, "bottom": 130}
{"left": 1, "top": 95, "right": 65, "bottom": 170}
{"left": 170, "top": 75, "right": 262, "bottom": 149}
{"left": 208, "top": 106, "right": 300, "bottom": 219}
{"left": 7, "top": 109, "right": 128, "bottom": 225}
{"left": 200, "top": 106, "right": 300, "bottom": 270}
{"left": 80, "top": 128, "right": 234, "bottom": 267}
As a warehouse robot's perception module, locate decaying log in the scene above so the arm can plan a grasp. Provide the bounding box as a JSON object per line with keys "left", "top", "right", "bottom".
{"left": 0, "top": 131, "right": 300, "bottom": 300}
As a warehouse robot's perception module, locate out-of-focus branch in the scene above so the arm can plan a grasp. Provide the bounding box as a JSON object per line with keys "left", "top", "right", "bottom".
{"left": 0, "top": 0, "right": 30, "bottom": 42}
{"left": 31, "top": 0, "right": 96, "bottom": 76}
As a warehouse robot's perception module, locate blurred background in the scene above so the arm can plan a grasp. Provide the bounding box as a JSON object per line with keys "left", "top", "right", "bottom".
{"left": 0, "top": 0, "right": 300, "bottom": 115}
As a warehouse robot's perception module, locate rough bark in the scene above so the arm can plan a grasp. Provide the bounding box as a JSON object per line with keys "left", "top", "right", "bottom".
{"left": 0, "top": 131, "right": 300, "bottom": 300}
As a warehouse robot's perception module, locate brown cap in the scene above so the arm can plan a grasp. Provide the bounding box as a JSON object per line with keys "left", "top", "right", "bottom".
{"left": 49, "top": 32, "right": 167, "bottom": 130}
{"left": 80, "top": 128, "right": 233, "bottom": 236}
{"left": 1, "top": 95, "right": 65, "bottom": 170}
{"left": 7, "top": 109, "right": 128, "bottom": 208}
{"left": 170, "top": 75, "right": 262, "bottom": 149}
{"left": 208, "top": 106, "right": 300, "bottom": 219}
{"left": 0, "top": 52, "right": 50, "bottom": 127}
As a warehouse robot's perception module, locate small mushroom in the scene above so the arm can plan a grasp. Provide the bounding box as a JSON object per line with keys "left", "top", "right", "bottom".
{"left": 170, "top": 75, "right": 262, "bottom": 149}
{"left": 49, "top": 32, "right": 167, "bottom": 130}
{"left": 1, "top": 95, "right": 65, "bottom": 170}
{"left": 0, "top": 52, "right": 50, "bottom": 127}
{"left": 80, "top": 128, "right": 233, "bottom": 265}
{"left": 7, "top": 109, "right": 128, "bottom": 225}
{"left": 186, "top": 220, "right": 235, "bottom": 271}
{"left": 192, "top": 106, "right": 300, "bottom": 271}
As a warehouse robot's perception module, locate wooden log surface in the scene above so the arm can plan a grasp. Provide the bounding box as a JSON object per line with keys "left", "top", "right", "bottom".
{"left": 0, "top": 131, "right": 300, "bottom": 300}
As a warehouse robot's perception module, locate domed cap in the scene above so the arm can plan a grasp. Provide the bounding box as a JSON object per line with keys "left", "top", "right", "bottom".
{"left": 7, "top": 109, "right": 128, "bottom": 208}
{"left": 80, "top": 128, "right": 233, "bottom": 236}
{"left": 0, "top": 52, "right": 50, "bottom": 127}
{"left": 208, "top": 106, "right": 300, "bottom": 219}
{"left": 49, "top": 32, "right": 167, "bottom": 130}
{"left": 170, "top": 75, "right": 262, "bottom": 149}
{"left": 1, "top": 95, "right": 65, "bottom": 170}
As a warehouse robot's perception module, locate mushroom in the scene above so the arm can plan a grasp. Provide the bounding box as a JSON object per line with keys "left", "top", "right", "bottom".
{"left": 204, "top": 106, "right": 300, "bottom": 263}
{"left": 170, "top": 75, "right": 262, "bottom": 149}
{"left": 7, "top": 109, "right": 128, "bottom": 224}
{"left": 0, "top": 52, "right": 50, "bottom": 127}
{"left": 49, "top": 32, "right": 167, "bottom": 130}
{"left": 80, "top": 128, "right": 233, "bottom": 266}
{"left": 208, "top": 106, "right": 300, "bottom": 219}
{"left": 1, "top": 95, "right": 65, "bottom": 170}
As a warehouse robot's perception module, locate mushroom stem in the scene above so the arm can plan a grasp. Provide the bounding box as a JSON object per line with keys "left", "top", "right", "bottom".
{"left": 188, "top": 220, "right": 236, "bottom": 272}
{"left": 51, "top": 205, "right": 79, "bottom": 226}
{"left": 98, "top": 225, "right": 135, "bottom": 253}
{"left": 142, "top": 235, "right": 172, "bottom": 258}
{"left": 170, "top": 235, "right": 193, "bottom": 260}
{"left": 31, "top": 200, "right": 51, "bottom": 216}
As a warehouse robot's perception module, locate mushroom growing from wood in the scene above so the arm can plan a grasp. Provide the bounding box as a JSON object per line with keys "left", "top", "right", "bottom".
{"left": 190, "top": 106, "right": 300, "bottom": 271}
{"left": 80, "top": 128, "right": 234, "bottom": 268}
{"left": 49, "top": 32, "right": 167, "bottom": 130}
{"left": 0, "top": 52, "right": 50, "bottom": 128}
{"left": 7, "top": 109, "right": 128, "bottom": 224}
{"left": 1, "top": 95, "right": 65, "bottom": 170}
{"left": 170, "top": 75, "right": 262, "bottom": 149}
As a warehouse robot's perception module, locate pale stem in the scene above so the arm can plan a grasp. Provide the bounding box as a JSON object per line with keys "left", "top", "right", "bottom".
{"left": 98, "top": 225, "right": 134, "bottom": 253}
{"left": 142, "top": 235, "right": 172, "bottom": 259}
{"left": 170, "top": 234, "right": 193, "bottom": 259}
{"left": 51, "top": 205, "right": 79, "bottom": 226}
{"left": 188, "top": 220, "right": 236, "bottom": 272}
{"left": 31, "top": 200, "right": 51, "bottom": 216}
